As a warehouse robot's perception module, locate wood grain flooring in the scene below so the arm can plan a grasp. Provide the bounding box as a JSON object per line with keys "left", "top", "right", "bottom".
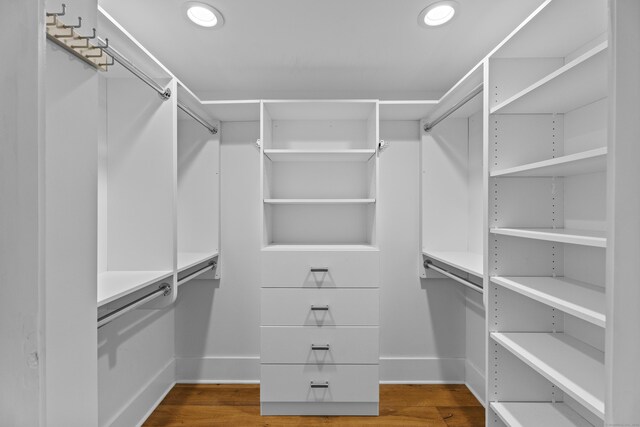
{"left": 143, "top": 384, "right": 485, "bottom": 426}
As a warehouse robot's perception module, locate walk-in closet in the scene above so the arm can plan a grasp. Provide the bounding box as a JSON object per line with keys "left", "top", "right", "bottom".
{"left": 2, "top": 0, "right": 639, "bottom": 426}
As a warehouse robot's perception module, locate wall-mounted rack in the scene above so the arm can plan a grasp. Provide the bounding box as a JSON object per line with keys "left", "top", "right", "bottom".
{"left": 46, "top": 4, "right": 112, "bottom": 71}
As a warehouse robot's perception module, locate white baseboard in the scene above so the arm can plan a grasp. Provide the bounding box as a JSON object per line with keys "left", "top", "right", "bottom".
{"left": 103, "top": 359, "right": 175, "bottom": 427}
{"left": 176, "top": 356, "right": 260, "bottom": 383}
{"left": 465, "top": 360, "right": 486, "bottom": 407}
{"left": 379, "top": 357, "right": 465, "bottom": 383}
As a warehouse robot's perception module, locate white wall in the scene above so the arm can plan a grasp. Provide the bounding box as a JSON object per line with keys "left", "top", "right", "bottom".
{"left": 0, "top": 1, "right": 45, "bottom": 425}
{"left": 174, "top": 120, "right": 468, "bottom": 385}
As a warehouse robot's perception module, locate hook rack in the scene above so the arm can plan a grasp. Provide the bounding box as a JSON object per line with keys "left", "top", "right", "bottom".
{"left": 45, "top": 4, "right": 112, "bottom": 72}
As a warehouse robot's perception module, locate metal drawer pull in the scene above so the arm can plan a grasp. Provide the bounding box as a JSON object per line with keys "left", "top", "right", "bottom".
{"left": 310, "top": 381, "right": 329, "bottom": 389}
{"left": 311, "top": 344, "right": 330, "bottom": 351}
{"left": 310, "top": 305, "right": 329, "bottom": 311}
{"left": 310, "top": 268, "right": 329, "bottom": 273}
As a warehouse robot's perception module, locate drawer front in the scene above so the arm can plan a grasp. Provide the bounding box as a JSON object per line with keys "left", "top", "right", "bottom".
{"left": 261, "top": 251, "right": 380, "bottom": 288}
{"left": 261, "top": 364, "right": 379, "bottom": 403}
{"left": 261, "top": 326, "right": 379, "bottom": 364}
{"left": 261, "top": 288, "right": 379, "bottom": 326}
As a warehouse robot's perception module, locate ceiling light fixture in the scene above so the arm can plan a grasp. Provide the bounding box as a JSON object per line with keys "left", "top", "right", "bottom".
{"left": 419, "top": 1, "right": 457, "bottom": 27}
{"left": 184, "top": 2, "right": 224, "bottom": 28}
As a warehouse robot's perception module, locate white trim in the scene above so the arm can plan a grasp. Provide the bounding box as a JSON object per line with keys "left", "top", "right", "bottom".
{"left": 379, "top": 356, "right": 465, "bottom": 383}
{"left": 175, "top": 356, "right": 261, "bottom": 383}
{"left": 103, "top": 359, "right": 175, "bottom": 427}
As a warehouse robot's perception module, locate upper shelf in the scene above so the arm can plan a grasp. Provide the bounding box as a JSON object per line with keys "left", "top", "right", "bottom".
{"left": 97, "top": 270, "right": 173, "bottom": 307}
{"left": 200, "top": 100, "right": 261, "bottom": 122}
{"left": 177, "top": 251, "right": 219, "bottom": 274}
{"left": 490, "top": 227, "right": 607, "bottom": 248}
{"left": 264, "top": 149, "right": 375, "bottom": 162}
{"left": 491, "top": 147, "right": 607, "bottom": 178}
{"left": 264, "top": 100, "right": 377, "bottom": 121}
{"left": 491, "top": 42, "right": 607, "bottom": 115}
{"left": 422, "top": 250, "right": 483, "bottom": 278}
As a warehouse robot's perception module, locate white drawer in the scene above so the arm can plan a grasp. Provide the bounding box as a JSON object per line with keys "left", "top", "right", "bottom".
{"left": 261, "top": 288, "right": 379, "bottom": 326}
{"left": 260, "top": 364, "right": 379, "bottom": 403}
{"left": 261, "top": 326, "right": 379, "bottom": 364}
{"left": 261, "top": 251, "right": 379, "bottom": 288}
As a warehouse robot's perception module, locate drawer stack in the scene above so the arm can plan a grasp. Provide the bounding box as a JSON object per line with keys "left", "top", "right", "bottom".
{"left": 260, "top": 250, "right": 380, "bottom": 416}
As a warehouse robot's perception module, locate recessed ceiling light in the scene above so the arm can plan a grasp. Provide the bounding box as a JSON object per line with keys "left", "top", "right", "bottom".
{"left": 419, "top": 1, "right": 457, "bottom": 27}
{"left": 184, "top": 2, "right": 224, "bottom": 28}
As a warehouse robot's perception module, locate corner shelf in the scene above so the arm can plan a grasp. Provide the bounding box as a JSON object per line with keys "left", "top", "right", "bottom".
{"left": 490, "top": 147, "right": 607, "bottom": 178}
{"left": 177, "top": 251, "right": 219, "bottom": 273}
{"left": 264, "top": 149, "right": 375, "bottom": 162}
{"left": 490, "top": 41, "right": 608, "bottom": 114}
{"left": 264, "top": 199, "right": 375, "bottom": 205}
{"left": 490, "top": 228, "right": 607, "bottom": 248}
{"left": 422, "top": 250, "right": 483, "bottom": 278}
{"left": 491, "top": 332, "right": 605, "bottom": 420}
{"left": 491, "top": 276, "right": 605, "bottom": 327}
{"left": 97, "top": 271, "right": 173, "bottom": 307}
{"left": 491, "top": 402, "right": 594, "bottom": 427}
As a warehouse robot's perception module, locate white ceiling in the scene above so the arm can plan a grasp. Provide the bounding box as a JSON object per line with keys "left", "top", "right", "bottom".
{"left": 99, "top": 0, "right": 545, "bottom": 100}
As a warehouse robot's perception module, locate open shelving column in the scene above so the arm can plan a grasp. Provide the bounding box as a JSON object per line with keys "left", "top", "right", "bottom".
{"left": 486, "top": 0, "right": 608, "bottom": 425}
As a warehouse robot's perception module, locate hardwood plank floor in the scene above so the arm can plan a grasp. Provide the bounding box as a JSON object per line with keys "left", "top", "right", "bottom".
{"left": 144, "top": 384, "right": 485, "bottom": 426}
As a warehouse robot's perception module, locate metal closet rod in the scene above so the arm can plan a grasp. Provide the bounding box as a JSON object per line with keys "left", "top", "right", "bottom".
{"left": 178, "top": 103, "right": 218, "bottom": 135}
{"left": 97, "top": 283, "right": 171, "bottom": 329}
{"left": 424, "top": 83, "right": 484, "bottom": 132}
{"left": 98, "top": 37, "right": 172, "bottom": 100}
{"left": 424, "top": 261, "right": 483, "bottom": 294}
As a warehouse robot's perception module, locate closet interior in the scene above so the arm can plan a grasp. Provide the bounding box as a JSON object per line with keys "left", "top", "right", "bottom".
{"left": 5, "top": 0, "right": 639, "bottom": 425}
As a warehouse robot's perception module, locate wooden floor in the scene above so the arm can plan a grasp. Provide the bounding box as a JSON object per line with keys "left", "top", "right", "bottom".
{"left": 144, "top": 384, "right": 485, "bottom": 426}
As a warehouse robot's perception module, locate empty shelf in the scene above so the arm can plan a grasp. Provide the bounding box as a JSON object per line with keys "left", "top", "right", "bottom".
{"left": 177, "top": 251, "right": 219, "bottom": 273}
{"left": 491, "top": 41, "right": 607, "bottom": 114}
{"left": 263, "top": 244, "right": 379, "bottom": 252}
{"left": 98, "top": 270, "right": 173, "bottom": 307}
{"left": 422, "top": 250, "right": 483, "bottom": 277}
{"left": 491, "top": 402, "right": 594, "bottom": 427}
{"left": 491, "top": 147, "right": 607, "bottom": 177}
{"left": 492, "top": 276, "right": 605, "bottom": 327}
{"left": 491, "top": 332, "right": 604, "bottom": 419}
{"left": 490, "top": 228, "right": 606, "bottom": 248}
{"left": 264, "top": 199, "right": 375, "bottom": 205}
{"left": 264, "top": 149, "right": 376, "bottom": 162}
{"left": 378, "top": 100, "right": 438, "bottom": 120}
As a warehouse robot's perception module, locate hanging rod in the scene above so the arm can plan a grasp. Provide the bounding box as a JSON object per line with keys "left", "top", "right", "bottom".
{"left": 178, "top": 103, "right": 218, "bottom": 135}
{"left": 98, "top": 37, "right": 172, "bottom": 100}
{"left": 97, "top": 283, "right": 171, "bottom": 328}
{"left": 424, "top": 261, "right": 483, "bottom": 294}
{"left": 177, "top": 259, "right": 217, "bottom": 286}
{"left": 424, "top": 83, "right": 483, "bottom": 132}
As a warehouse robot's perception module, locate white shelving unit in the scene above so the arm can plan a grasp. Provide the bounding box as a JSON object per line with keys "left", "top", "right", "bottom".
{"left": 422, "top": 250, "right": 483, "bottom": 278}
{"left": 486, "top": 1, "right": 608, "bottom": 425}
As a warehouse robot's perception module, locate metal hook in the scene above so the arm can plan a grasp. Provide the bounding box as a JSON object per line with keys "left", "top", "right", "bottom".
{"left": 79, "top": 28, "right": 96, "bottom": 40}
{"left": 46, "top": 3, "right": 66, "bottom": 17}
{"left": 99, "top": 55, "right": 115, "bottom": 68}
{"left": 70, "top": 28, "right": 96, "bottom": 48}
{"left": 62, "top": 16, "right": 82, "bottom": 29}
{"left": 85, "top": 38, "right": 108, "bottom": 58}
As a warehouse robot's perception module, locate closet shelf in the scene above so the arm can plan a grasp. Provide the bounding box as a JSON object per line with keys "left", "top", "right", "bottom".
{"left": 263, "top": 244, "right": 379, "bottom": 252}
{"left": 491, "top": 147, "right": 607, "bottom": 177}
{"left": 492, "top": 276, "right": 605, "bottom": 327}
{"left": 97, "top": 270, "right": 173, "bottom": 307}
{"left": 422, "top": 250, "right": 483, "bottom": 277}
{"left": 491, "top": 332, "right": 605, "bottom": 419}
{"left": 263, "top": 149, "right": 376, "bottom": 162}
{"left": 378, "top": 100, "right": 437, "bottom": 121}
{"left": 490, "top": 41, "right": 608, "bottom": 114}
{"left": 491, "top": 402, "right": 594, "bottom": 427}
{"left": 490, "top": 227, "right": 606, "bottom": 248}
{"left": 177, "top": 251, "right": 219, "bottom": 273}
{"left": 264, "top": 199, "right": 375, "bottom": 205}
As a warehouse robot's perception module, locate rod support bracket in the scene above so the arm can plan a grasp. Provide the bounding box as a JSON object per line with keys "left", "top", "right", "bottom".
{"left": 210, "top": 126, "right": 218, "bottom": 135}
{"left": 160, "top": 88, "right": 172, "bottom": 101}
